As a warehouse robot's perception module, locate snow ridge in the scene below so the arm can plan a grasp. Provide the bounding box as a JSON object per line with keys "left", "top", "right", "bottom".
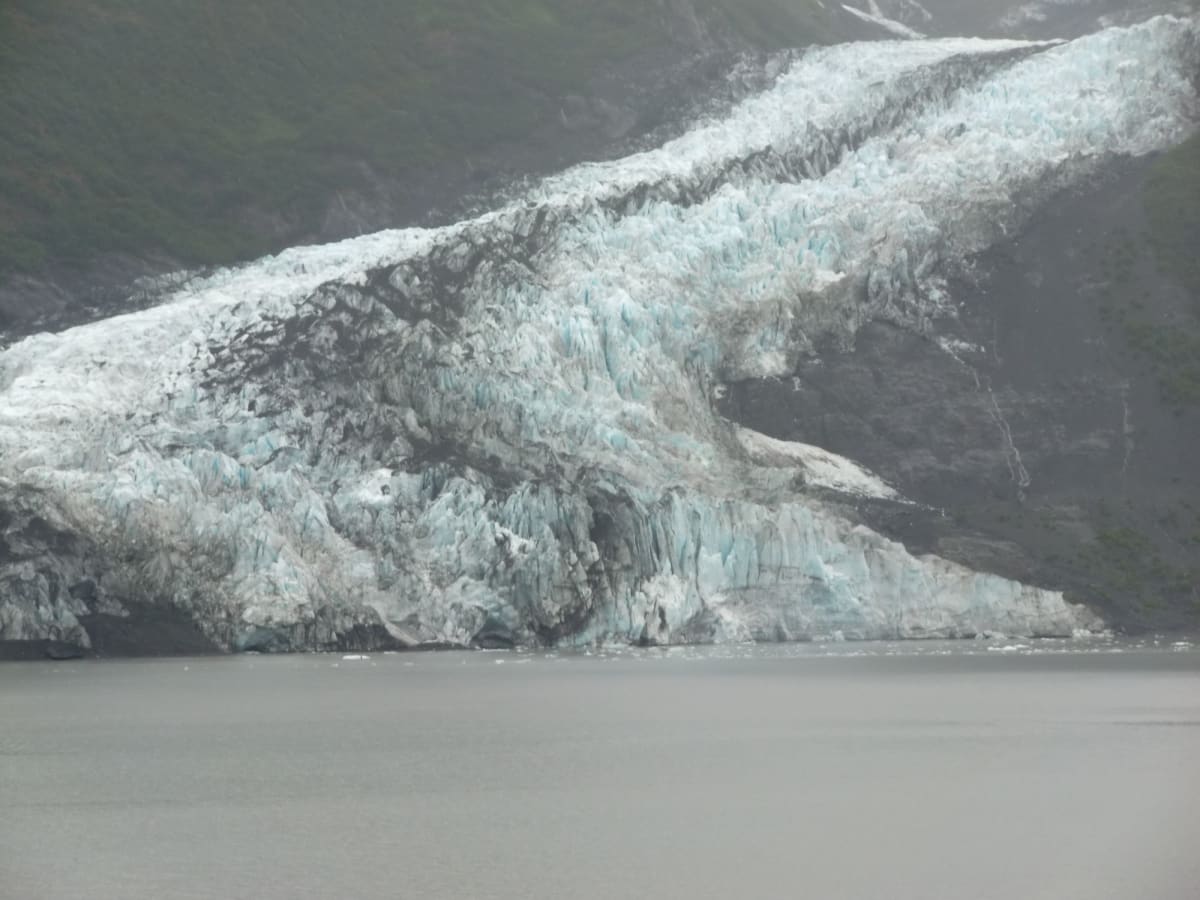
{"left": 2, "top": 18, "right": 1195, "bottom": 650}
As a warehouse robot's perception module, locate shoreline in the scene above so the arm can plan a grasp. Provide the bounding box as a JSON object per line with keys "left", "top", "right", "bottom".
{"left": 5, "top": 629, "right": 1197, "bottom": 664}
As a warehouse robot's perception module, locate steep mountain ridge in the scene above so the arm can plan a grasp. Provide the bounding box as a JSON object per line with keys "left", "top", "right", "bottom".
{"left": 6, "top": 0, "right": 1192, "bottom": 339}
{"left": 0, "top": 0, "right": 848, "bottom": 335}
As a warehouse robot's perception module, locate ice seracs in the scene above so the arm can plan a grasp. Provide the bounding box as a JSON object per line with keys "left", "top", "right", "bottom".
{"left": 2, "top": 17, "right": 1195, "bottom": 651}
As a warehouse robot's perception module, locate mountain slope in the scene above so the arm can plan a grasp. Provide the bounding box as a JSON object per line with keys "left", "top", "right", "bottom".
{"left": 0, "top": 0, "right": 844, "bottom": 330}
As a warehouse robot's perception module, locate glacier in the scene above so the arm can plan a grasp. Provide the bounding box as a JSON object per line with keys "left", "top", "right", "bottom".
{"left": 2, "top": 17, "right": 1196, "bottom": 652}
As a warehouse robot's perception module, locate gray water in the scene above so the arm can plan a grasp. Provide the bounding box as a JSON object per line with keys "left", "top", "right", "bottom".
{"left": 2, "top": 642, "right": 1198, "bottom": 900}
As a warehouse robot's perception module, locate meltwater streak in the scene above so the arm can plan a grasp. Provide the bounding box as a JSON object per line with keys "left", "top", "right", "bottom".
{"left": 0, "top": 19, "right": 1196, "bottom": 651}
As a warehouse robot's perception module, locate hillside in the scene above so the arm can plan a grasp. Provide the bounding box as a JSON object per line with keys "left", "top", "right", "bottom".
{"left": 0, "top": 0, "right": 836, "bottom": 326}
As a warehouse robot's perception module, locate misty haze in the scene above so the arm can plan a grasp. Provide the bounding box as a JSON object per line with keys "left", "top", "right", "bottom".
{"left": 1, "top": 1, "right": 1198, "bottom": 898}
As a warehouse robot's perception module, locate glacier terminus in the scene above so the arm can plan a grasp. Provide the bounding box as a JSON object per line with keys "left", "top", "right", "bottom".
{"left": 2, "top": 17, "right": 1197, "bottom": 654}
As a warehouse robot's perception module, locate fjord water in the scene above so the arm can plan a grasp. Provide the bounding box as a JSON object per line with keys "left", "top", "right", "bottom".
{"left": 2, "top": 645, "right": 1198, "bottom": 900}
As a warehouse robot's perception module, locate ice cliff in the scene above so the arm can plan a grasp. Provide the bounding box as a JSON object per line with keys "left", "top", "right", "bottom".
{"left": 2, "top": 17, "right": 1196, "bottom": 652}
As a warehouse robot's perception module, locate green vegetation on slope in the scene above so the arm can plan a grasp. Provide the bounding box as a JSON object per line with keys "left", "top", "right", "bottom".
{"left": 0, "top": 0, "right": 832, "bottom": 278}
{"left": 1079, "top": 521, "right": 1200, "bottom": 617}
{"left": 1094, "top": 136, "right": 1200, "bottom": 410}
{"left": 1145, "top": 131, "right": 1200, "bottom": 299}
{"left": 1139, "top": 134, "right": 1200, "bottom": 408}
{"left": 1123, "top": 319, "right": 1200, "bottom": 408}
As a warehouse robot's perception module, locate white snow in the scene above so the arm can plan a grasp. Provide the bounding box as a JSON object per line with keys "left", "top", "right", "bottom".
{"left": 999, "top": 0, "right": 1101, "bottom": 31}
{"left": 936, "top": 337, "right": 986, "bottom": 359}
{"left": 736, "top": 427, "right": 900, "bottom": 499}
{"left": 842, "top": 4, "right": 927, "bottom": 38}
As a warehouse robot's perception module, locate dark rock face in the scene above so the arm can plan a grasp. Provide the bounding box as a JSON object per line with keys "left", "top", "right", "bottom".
{"left": 43, "top": 640, "right": 85, "bottom": 660}
{"left": 76, "top": 605, "right": 221, "bottom": 658}
{"left": 0, "top": 639, "right": 83, "bottom": 661}
{"left": 912, "top": 0, "right": 1189, "bottom": 40}
{"left": 720, "top": 159, "right": 1200, "bottom": 632}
